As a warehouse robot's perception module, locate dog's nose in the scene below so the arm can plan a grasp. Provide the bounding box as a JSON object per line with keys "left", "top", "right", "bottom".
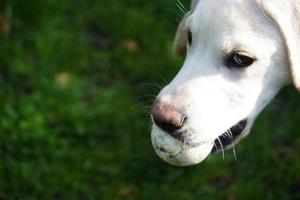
{"left": 151, "top": 100, "right": 186, "bottom": 133}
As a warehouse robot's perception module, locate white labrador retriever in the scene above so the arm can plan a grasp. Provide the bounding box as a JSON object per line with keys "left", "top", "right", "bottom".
{"left": 151, "top": 0, "right": 300, "bottom": 166}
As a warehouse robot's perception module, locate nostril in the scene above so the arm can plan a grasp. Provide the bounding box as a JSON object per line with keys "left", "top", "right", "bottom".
{"left": 151, "top": 100, "right": 186, "bottom": 133}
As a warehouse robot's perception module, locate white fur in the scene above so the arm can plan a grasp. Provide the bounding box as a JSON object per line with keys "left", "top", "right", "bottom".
{"left": 152, "top": 0, "right": 300, "bottom": 166}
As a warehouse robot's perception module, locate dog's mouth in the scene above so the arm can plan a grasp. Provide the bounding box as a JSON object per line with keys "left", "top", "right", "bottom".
{"left": 211, "top": 119, "right": 247, "bottom": 153}
{"left": 151, "top": 118, "right": 248, "bottom": 166}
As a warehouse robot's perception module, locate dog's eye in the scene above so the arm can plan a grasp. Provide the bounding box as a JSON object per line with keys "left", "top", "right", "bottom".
{"left": 226, "top": 52, "right": 255, "bottom": 68}
{"left": 188, "top": 31, "right": 192, "bottom": 45}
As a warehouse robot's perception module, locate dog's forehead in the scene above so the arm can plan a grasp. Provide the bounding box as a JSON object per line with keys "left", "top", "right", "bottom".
{"left": 185, "top": 0, "right": 281, "bottom": 56}
{"left": 188, "top": 0, "right": 271, "bottom": 36}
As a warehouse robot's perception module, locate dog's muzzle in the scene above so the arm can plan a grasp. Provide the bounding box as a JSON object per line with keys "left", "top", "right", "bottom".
{"left": 151, "top": 100, "right": 248, "bottom": 166}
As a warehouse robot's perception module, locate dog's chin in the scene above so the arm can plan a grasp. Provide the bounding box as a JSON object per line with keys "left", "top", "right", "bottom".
{"left": 151, "top": 127, "right": 214, "bottom": 166}
{"left": 151, "top": 119, "right": 248, "bottom": 166}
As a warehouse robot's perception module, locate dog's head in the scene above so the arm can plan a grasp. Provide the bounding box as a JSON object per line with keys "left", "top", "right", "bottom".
{"left": 151, "top": 0, "right": 300, "bottom": 166}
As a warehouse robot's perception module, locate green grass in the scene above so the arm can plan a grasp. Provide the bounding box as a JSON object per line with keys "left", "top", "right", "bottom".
{"left": 1, "top": 0, "right": 300, "bottom": 199}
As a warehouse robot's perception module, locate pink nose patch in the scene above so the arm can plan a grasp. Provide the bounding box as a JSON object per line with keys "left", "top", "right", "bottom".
{"left": 151, "top": 100, "right": 185, "bottom": 133}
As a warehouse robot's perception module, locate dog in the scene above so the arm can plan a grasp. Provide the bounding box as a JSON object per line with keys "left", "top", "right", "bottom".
{"left": 150, "top": 0, "right": 300, "bottom": 166}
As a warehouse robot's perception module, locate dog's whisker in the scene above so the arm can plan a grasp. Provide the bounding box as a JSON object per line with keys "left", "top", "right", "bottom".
{"left": 139, "top": 82, "right": 163, "bottom": 90}
{"left": 217, "top": 137, "right": 225, "bottom": 159}
{"left": 171, "top": 5, "right": 185, "bottom": 16}
{"left": 228, "top": 129, "right": 238, "bottom": 161}
{"left": 135, "top": 94, "right": 157, "bottom": 99}
{"left": 225, "top": 132, "right": 231, "bottom": 139}
{"left": 142, "top": 105, "right": 153, "bottom": 110}
{"left": 176, "top": 0, "right": 188, "bottom": 13}
{"left": 134, "top": 94, "right": 157, "bottom": 101}
{"left": 173, "top": 12, "right": 185, "bottom": 20}
{"left": 155, "top": 72, "right": 169, "bottom": 86}
{"left": 176, "top": 3, "right": 187, "bottom": 15}
{"left": 227, "top": 129, "right": 233, "bottom": 140}
{"left": 207, "top": 153, "right": 212, "bottom": 160}
{"left": 232, "top": 144, "right": 238, "bottom": 161}
{"left": 139, "top": 81, "right": 164, "bottom": 91}
{"left": 139, "top": 87, "right": 161, "bottom": 95}
{"left": 166, "top": 8, "right": 185, "bottom": 22}
{"left": 213, "top": 142, "right": 219, "bottom": 153}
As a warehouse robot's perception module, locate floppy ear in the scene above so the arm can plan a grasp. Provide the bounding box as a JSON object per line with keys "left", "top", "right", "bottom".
{"left": 190, "top": 0, "right": 199, "bottom": 9}
{"left": 173, "top": 0, "right": 199, "bottom": 56}
{"left": 173, "top": 11, "right": 192, "bottom": 56}
{"left": 261, "top": 0, "right": 300, "bottom": 91}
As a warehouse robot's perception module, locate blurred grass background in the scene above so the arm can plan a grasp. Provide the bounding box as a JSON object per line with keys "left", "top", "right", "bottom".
{"left": 1, "top": 0, "right": 300, "bottom": 199}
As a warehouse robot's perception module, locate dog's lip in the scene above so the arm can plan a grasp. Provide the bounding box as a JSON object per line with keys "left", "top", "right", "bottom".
{"left": 211, "top": 119, "right": 248, "bottom": 153}
{"left": 152, "top": 119, "right": 248, "bottom": 153}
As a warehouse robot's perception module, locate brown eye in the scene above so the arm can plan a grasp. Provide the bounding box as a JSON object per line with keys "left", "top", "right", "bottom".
{"left": 226, "top": 52, "right": 255, "bottom": 68}
{"left": 188, "top": 31, "right": 192, "bottom": 45}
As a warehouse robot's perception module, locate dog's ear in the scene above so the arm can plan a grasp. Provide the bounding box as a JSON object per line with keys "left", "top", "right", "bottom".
{"left": 173, "top": 0, "right": 199, "bottom": 56}
{"left": 173, "top": 11, "right": 191, "bottom": 56}
{"left": 261, "top": 0, "right": 300, "bottom": 91}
